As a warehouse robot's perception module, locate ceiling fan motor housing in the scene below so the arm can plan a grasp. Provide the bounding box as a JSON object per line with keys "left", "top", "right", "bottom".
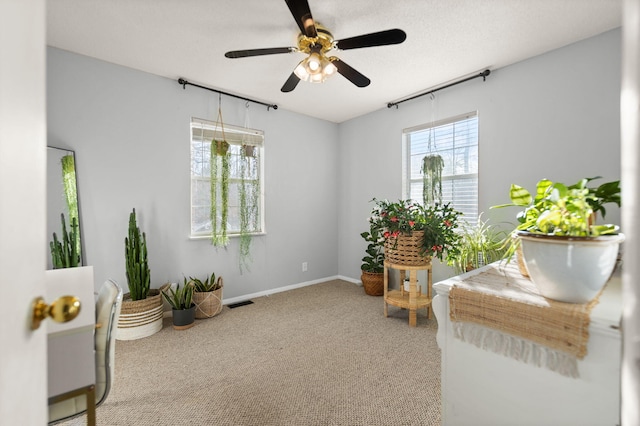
{"left": 297, "top": 24, "right": 334, "bottom": 54}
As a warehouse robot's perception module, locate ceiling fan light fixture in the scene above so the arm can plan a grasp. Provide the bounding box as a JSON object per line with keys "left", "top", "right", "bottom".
{"left": 294, "top": 52, "right": 336, "bottom": 84}
{"left": 307, "top": 52, "right": 321, "bottom": 71}
{"left": 323, "top": 58, "right": 337, "bottom": 76}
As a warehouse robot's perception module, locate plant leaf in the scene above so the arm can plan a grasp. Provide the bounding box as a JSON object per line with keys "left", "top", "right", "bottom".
{"left": 509, "top": 184, "right": 532, "bottom": 206}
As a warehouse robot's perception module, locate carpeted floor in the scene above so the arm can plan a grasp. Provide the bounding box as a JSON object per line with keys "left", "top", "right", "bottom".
{"left": 59, "top": 280, "right": 441, "bottom": 425}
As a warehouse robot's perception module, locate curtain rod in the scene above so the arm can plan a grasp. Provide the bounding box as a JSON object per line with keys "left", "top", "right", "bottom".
{"left": 178, "top": 78, "right": 278, "bottom": 111}
{"left": 387, "top": 69, "right": 491, "bottom": 109}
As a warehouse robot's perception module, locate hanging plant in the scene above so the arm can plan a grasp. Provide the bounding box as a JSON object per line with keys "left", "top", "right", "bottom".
{"left": 238, "top": 144, "right": 260, "bottom": 272}
{"left": 242, "top": 144, "right": 256, "bottom": 158}
{"left": 421, "top": 154, "right": 444, "bottom": 206}
{"left": 216, "top": 140, "right": 230, "bottom": 156}
{"left": 210, "top": 108, "right": 230, "bottom": 247}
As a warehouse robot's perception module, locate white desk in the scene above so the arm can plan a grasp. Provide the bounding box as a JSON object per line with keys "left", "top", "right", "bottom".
{"left": 433, "top": 263, "right": 621, "bottom": 426}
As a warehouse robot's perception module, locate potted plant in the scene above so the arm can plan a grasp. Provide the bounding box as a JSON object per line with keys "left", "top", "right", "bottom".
{"left": 117, "top": 208, "right": 166, "bottom": 340}
{"left": 162, "top": 280, "right": 196, "bottom": 330}
{"left": 369, "top": 198, "right": 462, "bottom": 266}
{"left": 451, "top": 213, "right": 507, "bottom": 274}
{"left": 421, "top": 154, "right": 444, "bottom": 205}
{"left": 360, "top": 225, "right": 385, "bottom": 296}
{"left": 190, "top": 272, "right": 224, "bottom": 318}
{"left": 494, "top": 178, "right": 623, "bottom": 303}
{"left": 49, "top": 213, "right": 80, "bottom": 269}
{"left": 210, "top": 138, "right": 230, "bottom": 247}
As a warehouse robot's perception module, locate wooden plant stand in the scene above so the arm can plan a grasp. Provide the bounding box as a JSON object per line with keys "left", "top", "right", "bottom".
{"left": 383, "top": 261, "right": 432, "bottom": 327}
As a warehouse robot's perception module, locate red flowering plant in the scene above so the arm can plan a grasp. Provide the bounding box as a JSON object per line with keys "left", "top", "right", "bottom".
{"left": 368, "top": 198, "right": 463, "bottom": 264}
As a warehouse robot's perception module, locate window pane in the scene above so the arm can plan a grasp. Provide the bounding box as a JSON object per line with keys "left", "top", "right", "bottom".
{"left": 191, "top": 179, "right": 210, "bottom": 207}
{"left": 191, "top": 206, "right": 211, "bottom": 235}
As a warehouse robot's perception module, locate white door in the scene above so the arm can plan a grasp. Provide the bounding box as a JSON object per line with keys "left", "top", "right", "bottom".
{"left": 0, "top": 0, "right": 48, "bottom": 424}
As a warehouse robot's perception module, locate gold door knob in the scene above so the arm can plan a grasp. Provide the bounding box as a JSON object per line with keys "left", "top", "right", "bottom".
{"left": 31, "top": 296, "right": 81, "bottom": 330}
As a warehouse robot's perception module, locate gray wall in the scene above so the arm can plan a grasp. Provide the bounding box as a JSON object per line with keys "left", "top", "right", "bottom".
{"left": 47, "top": 27, "right": 622, "bottom": 299}
{"left": 337, "top": 28, "right": 622, "bottom": 283}
{"left": 47, "top": 48, "right": 339, "bottom": 299}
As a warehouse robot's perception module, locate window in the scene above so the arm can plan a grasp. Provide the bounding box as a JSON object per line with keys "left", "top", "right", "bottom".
{"left": 403, "top": 112, "right": 478, "bottom": 221}
{"left": 190, "top": 117, "right": 264, "bottom": 238}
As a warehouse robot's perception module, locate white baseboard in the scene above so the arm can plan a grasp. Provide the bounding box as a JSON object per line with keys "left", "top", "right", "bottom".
{"left": 222, "top": 275, "right": 361, "bottom": 305}
{"left": 337, "top": 275, "right": 362, "bottom": 285}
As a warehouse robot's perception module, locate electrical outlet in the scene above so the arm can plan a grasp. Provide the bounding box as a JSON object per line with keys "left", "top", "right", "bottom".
{"left": 302, "top": 262, "right": 308, "bottom": 272}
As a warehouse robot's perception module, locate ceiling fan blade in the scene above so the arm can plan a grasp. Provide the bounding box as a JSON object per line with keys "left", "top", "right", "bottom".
{"left": 332, "top": 58, "right": 370, "bottom": 88}
{"left": 284, "top": 0, "right": 317, "bottom": 38}
{"left": 281, "top": 72, "right": 301, "bottom": 92}
{"left": 225, "top": 47, "right": 295, "bottom": 58}
{"left": 336, "top": 29, "right": 407, "bottom": 50}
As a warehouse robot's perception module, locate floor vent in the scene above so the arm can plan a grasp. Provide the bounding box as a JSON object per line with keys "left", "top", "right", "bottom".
{"left": 227, "top": 300, "right": 254, "bottom": 309}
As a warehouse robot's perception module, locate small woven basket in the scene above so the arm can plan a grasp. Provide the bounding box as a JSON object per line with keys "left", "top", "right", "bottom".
{"left": 361, "top": 271, "right": 384, "bottom": 296}
{"left": 384, "top": 231, "right": 431, "bottom": 266}
{"left": 193, "top": 283, "right": 223, "bottom": 319}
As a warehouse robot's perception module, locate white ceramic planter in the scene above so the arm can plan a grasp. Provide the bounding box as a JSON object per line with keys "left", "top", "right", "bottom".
{"left": 518, "top": 232, "right": 624, "bottom": 303}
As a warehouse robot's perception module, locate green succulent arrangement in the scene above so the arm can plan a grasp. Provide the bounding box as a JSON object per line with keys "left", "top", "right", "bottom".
{"left": 161, "top": 279, "right": 194, "bottom": 310}
{"left": 190, "top": 272, "right": 223, "bottom": 292}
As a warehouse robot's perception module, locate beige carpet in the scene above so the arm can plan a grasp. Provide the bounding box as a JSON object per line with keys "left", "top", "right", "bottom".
{"left": 60, "top": 280, "right": 441, "bottom": 425}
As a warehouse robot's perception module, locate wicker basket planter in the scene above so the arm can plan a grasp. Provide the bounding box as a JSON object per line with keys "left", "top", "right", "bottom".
{"left": 193, "top": 285, "right": 223, "bottom": 319}
{"left": 384, "top": 231, "right": 431, "bottom": 266}
{"left": 117, "top": 285, "right": 167, "bottom": 340}
{"left": 361, "top": 271, "right": 384, "bottom": 296}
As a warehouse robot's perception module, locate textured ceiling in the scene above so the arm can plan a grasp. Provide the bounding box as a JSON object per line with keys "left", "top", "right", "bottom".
{"left": 47, "top": 0, "right": 622, "bottom": 123}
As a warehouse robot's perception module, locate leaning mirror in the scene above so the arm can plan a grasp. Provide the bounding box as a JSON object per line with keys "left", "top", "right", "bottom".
{"left": 47, "top": 146, "right": 83, "bottom": 269}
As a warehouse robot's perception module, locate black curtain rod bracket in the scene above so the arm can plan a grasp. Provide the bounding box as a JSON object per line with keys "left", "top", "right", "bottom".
{"left": 178, "top": 78, "right": 278, "bottom": 111}
{"left": 387, "top": 69, "right": 491, "bottom": 109}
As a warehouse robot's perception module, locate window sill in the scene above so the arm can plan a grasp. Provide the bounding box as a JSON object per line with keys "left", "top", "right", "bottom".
{"left": 188, "top": 232, "right": 266, "bottom": 241}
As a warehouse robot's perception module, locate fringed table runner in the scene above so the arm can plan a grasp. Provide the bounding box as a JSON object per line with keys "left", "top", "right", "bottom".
{"left": 448, "top": 261, "right": 601, "bottom": 378}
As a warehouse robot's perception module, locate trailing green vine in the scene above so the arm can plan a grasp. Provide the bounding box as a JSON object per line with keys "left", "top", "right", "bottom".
{"left": 239, "top": 145, "right": 260, "bottom": 272}
{"left": 210, "top": 139, "right": 230, "bottom": 246}
{"left": 421, "top": 154, "right": 444, "bottom": 206}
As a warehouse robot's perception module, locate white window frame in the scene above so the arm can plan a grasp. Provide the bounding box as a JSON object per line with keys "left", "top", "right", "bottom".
{"left": 189, "top": 117, "right": 265, "bottom": 239}
{"left": 402, "top": 112, "right": 478, "bottom": 222}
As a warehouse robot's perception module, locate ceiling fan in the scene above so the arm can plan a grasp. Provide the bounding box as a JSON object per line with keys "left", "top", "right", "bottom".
{"left": 224, "top": 0, "right": 407, "bottom": 92}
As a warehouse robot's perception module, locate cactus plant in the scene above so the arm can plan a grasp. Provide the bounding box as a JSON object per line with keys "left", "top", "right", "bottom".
{"left": 61, "top": 154, "right": 80, "bottom": 255}
{"left": 49, "top": 213, "right": 80, "bottom": 269}
{"left": 125, "top": 208, "right": 150, "bottom": 301}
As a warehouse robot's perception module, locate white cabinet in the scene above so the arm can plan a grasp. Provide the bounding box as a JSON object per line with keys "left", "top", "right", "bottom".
{"left": 433, "top": 265, "right": 621, "bottom": 426}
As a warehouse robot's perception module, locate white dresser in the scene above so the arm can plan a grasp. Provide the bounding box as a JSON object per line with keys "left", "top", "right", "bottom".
{"left": 433, "top": 264, "right": 621, "bottom": 426}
